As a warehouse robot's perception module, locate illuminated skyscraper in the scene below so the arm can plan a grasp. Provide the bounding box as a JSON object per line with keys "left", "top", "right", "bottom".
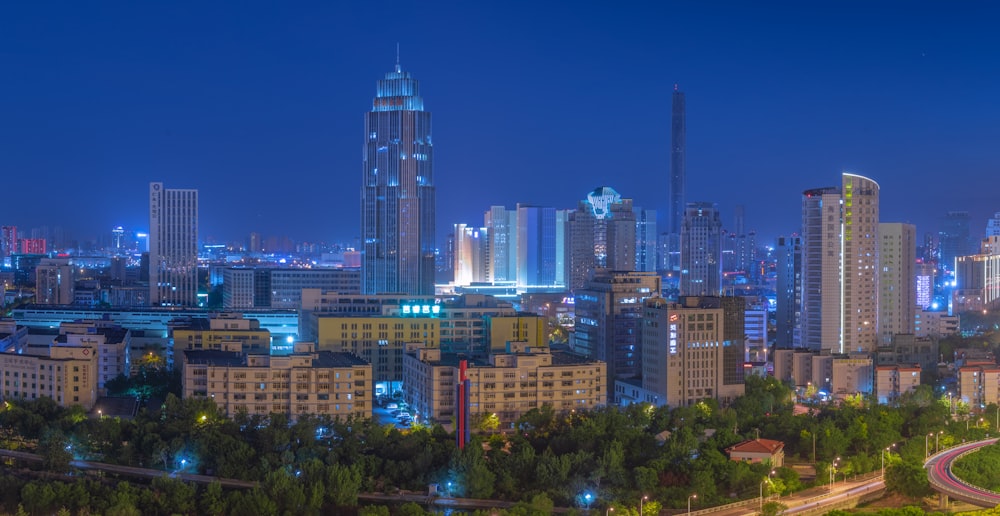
{"left": 361, "top": 60, "right": 435, "bottom": 295}
{"left": 801, "top": 187, "right": 842, "bottom": 353}
{"left": 149, "top": 182, "right": 198, "bottom": 307}
{"left": 841, "top": 173, "right": 880, "bottom": 353}
{"left": 775, "top": 235, "right": 802, "bottom": 349}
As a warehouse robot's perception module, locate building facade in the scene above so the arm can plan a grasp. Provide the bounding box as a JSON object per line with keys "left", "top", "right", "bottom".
{"left": 183, "top": 345, "right": 371, "bottom": 420}
{"left": 361, "top": 62, "right": 435, "bottom": 296}
{"left": 878, "top": 223, "right": 915, "bottom": 344}
{"left": 149, "top": 182, "right": 198, "bottom": 307}
{"left": 775, "top": 236, "right": 802, "bottom": 349}
{"left": 679, "top": 202, "right": 722, "bottom": 296}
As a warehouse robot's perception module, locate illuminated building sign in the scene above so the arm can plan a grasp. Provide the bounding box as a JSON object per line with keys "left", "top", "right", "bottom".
{"left": 669, "top": 323, "right": 678, "bottom": 355}
{"left": 400, "top": 304, "right": 441, "bottom": 316}
{"left": 586, "top": 186, "right": 622, "bottom": 220}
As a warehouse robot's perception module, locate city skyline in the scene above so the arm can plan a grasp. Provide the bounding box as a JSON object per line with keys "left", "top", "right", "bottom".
{"left": 2, "top": 3, "right": 999, "bottom": 246}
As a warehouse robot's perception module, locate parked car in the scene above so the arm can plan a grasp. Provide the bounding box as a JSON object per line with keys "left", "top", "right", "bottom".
{"left": 386, "top": 403, "right": 398, "bottom": 410}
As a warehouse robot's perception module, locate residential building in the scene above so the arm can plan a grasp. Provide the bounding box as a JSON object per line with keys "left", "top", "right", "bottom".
{"left": 725, "top": 439, "right": 785, "bottom": 467}
{"left": 958, "top": 364, "right": 1000, "bottom": 413}
{"left": 775, "top": 235, "right": 802, "bottom": 349}
{"left": 875, "top": 365, "right": 921, "bottom": 405}
{"left": 403, "top": 342, "right": 606, "bottom": 429}
{"left": 0, "top": 341, "right": 98, "bottom": 409}
{"left": 182, "top": 344, "right": 371, "bottom": 420}
{"left": 879, "top": 223, "right": 916, "bottom": 344}
{"left": 35, "top": 258, "right": 75, "bottom": 305}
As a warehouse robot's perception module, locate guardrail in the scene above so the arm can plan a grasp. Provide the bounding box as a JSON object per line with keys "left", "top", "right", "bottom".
{"left": 925, "top": 439, "right": 1000, "bottom": 507}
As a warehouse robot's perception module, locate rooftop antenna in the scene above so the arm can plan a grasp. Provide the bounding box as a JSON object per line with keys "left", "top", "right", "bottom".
{"left": 395, "top": 43, "right": 401, "bottom": 73}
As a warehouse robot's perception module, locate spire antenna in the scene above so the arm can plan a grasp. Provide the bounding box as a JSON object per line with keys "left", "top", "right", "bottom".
{"left": 395, "top": 43, "right": 401, "bottom": 73}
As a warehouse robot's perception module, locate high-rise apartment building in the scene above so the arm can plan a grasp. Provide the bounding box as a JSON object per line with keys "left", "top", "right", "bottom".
{"left": 679, "top": 202, "right": 722, "bottom": 296}
{"left": 878, "top": 223, "right": 915, "bottom": 344}
{"left": 800, "top": 174, "right": 880, "bottom": 354}
{"left": 361, "top": 62, "right": 435, "bottom": 295}
{"left": 987, "top": 212, "right": 1000, "bottom": 238}
{"left": 0, "top": 226, "right": 16, "bottom": 261}
{"left": 774, "top": 236, "right": 802, "bottom": 349}
{"left": 35, "top": 258, "right": 75, "bottom": 305}
{"left": 801, "top": 187, "right": 842, "bottom": 353}
{"left": 841, "top": 173, "right": 880, "bottom": 353}
{"left": 149, "top": 182, "right": 198, "bottom": 307}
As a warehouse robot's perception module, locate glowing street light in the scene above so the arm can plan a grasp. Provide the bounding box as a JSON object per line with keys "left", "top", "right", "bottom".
{"left": 606, "top": 507, "right": 614, "bottom": 516}
{"left": 687, "top": 494, "right": 697, "bottom": 515}
{"left": 639, "top": 495, "right": 648, "bottom": 516}
{"left": 760, "top": 469, "right": 776, "bottom": 511}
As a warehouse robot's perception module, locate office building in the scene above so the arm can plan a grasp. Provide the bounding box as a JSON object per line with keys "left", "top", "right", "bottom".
{"left": 987, "top": 212, "right": 1000, "bottom": 238}
{"left": 516, "top": 205, "right": 558, "bottom": 288}
{"left": 223, "top": 267, "right": 361, "bottom": 310}
{"left": 183, "top": 343, "right": 371, "bottom": 421}
{"left": 485, "top": 206, "right": 516, "bottom": 283}
{"left": 939, "top": 211, "right": 974, "bottom": 272}
{"left": 679, "top": 202, "right": 722, "bottom": 296}
{"left": 565, "top": 188, "right": 635, "bottom": 291}
{"left": 453, "top": 224, "right": 489, "bottom": 286}
{"left": 361, "top": 61, "right": 435, "bottom": 296}
{"left": 149, "top": 182, "right": 199, "bottom": 307}
{"left": 635, "top": 208, "right": 658, "bottom": 273}
{"left": 775, "top": 236, "right": 802, "bottom": 349}
{"left": 879, "top": 223, "right": 916, "bottom": 344}
{"left": 0, "top": 340, "right": 98, "bottom": 409}
{"left": 640, "top": 296, "right": 746, "bottom": 407}
{"left": 801, "top": 187, "right": 842, "bottom": 353}
{"left": 573, "top": 271, "right": 660, "bottom": 384}
{"left": 171, "top": 314, "right": 271, "bottom": 370}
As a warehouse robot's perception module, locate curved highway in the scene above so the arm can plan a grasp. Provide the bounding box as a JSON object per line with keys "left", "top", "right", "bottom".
{"left": 926, "top": 438, "right": 1000, "bottom": 508}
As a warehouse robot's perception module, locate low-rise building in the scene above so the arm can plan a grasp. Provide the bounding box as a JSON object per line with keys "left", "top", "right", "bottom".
{"left": 171, "top": 314, "right": 271, "bottom": 370}
{"left": 725, "top": 438, "right": 785, "bottom": 467}
{"left": 875, "top": 365, "right": 921, "bottom": 405}
{"left": 958, "top": 364, "right": 1000, "bottom": 412}
{"left": 403, "top": 342, "right": 605, "bottom": 430}
{"left": 182, "top": 343, "right": 371, "bottom": 420}
{"left": 1, "top": 341, "right": 98, "bottom": 409}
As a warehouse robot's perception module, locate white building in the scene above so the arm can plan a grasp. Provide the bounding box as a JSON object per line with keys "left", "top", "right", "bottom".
{"left": 149, "top": 182, "right": 198, "bottom": 307}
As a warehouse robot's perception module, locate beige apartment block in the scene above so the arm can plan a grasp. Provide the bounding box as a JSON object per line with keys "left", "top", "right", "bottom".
{"left": 875, "top": 365, "right": 921, "bottom": 405}
{"left": 958, "top": 364, "right": 1000, "bottom": 412}
{"left": 171, "top": 314, "right": 271, "bottom": 370}
{"left": 403, "top": 342, "right": 605, "bottom": 429}
{"left": 182, "top": 344, "right": 371, "bottom": 421}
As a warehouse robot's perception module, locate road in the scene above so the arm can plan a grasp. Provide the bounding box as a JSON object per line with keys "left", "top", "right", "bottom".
{"left": 925, "top": 438, "right": 1000, "bottom": 508}
{"left": 692, "top": 474, "right": 884, "bottom": 516}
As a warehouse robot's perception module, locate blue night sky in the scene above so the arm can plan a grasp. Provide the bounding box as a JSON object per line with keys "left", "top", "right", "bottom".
{"left": 1, "top": 2, "right": 998, "bottom": 247}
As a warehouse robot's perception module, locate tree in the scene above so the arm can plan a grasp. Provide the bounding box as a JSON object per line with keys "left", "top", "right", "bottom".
{"left": 37, "top": 428, "right": 73, "bottom": 473}
{"left": 884, "top": 460, "right": 932, "bottom": 498}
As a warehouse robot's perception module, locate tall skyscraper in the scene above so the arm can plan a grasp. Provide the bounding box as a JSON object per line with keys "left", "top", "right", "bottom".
{"left": 679, "top": 202, "right": 722, "bottom": 296}
{"left": 149, "top": 182, "right": 198, "bottom": 307}
{"left": 879, "top": 223, "right": 915, "bottom": 344}
{"left": 669, "top": 86, "right": 686, "bottom": 235}
{"left": 361, "top": 60, "right": 435, "bottom": 295}
{"left": 987, "top": 212, "right": 1000, "bottom": 238}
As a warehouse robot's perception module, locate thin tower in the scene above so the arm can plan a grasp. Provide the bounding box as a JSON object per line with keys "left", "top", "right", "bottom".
{"left": 669, "top": 85, "right": 686, "bottom": 235}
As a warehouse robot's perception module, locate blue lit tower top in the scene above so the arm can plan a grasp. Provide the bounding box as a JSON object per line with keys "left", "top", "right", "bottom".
{"left": 361, "top": 61, "right": 435, "bottom": 295}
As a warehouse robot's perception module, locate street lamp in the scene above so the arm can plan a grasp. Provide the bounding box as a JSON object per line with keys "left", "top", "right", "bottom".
{"left": 936, "top": 431, "right": 943, "bottom": 453}
{"left": 606, "top": 507, "right": 614, "bottom": 516}
{"left": 688, "top": 494, "right": 697, "bottom": 515}
{"left": 583, "top": 492, "right": 592, "bottom": 510}
{"left": 760, "top": 469, "right": 776, "bottom": 511}
{"left": 925, "top": 432, "right": 932, "bottom": 458}
{"left": 639, "top": 495, "right": 648, "bottom": 516}
{"left": 829, "top": 457, "right": 840, "bottom": 492}
{"left": 881, "top": 445, "right": 894, "bottom": 477}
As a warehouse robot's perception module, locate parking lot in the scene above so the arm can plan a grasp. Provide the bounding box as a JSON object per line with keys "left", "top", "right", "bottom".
{"left": 373, "top": 400, "right": 414, "bottom": 429}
